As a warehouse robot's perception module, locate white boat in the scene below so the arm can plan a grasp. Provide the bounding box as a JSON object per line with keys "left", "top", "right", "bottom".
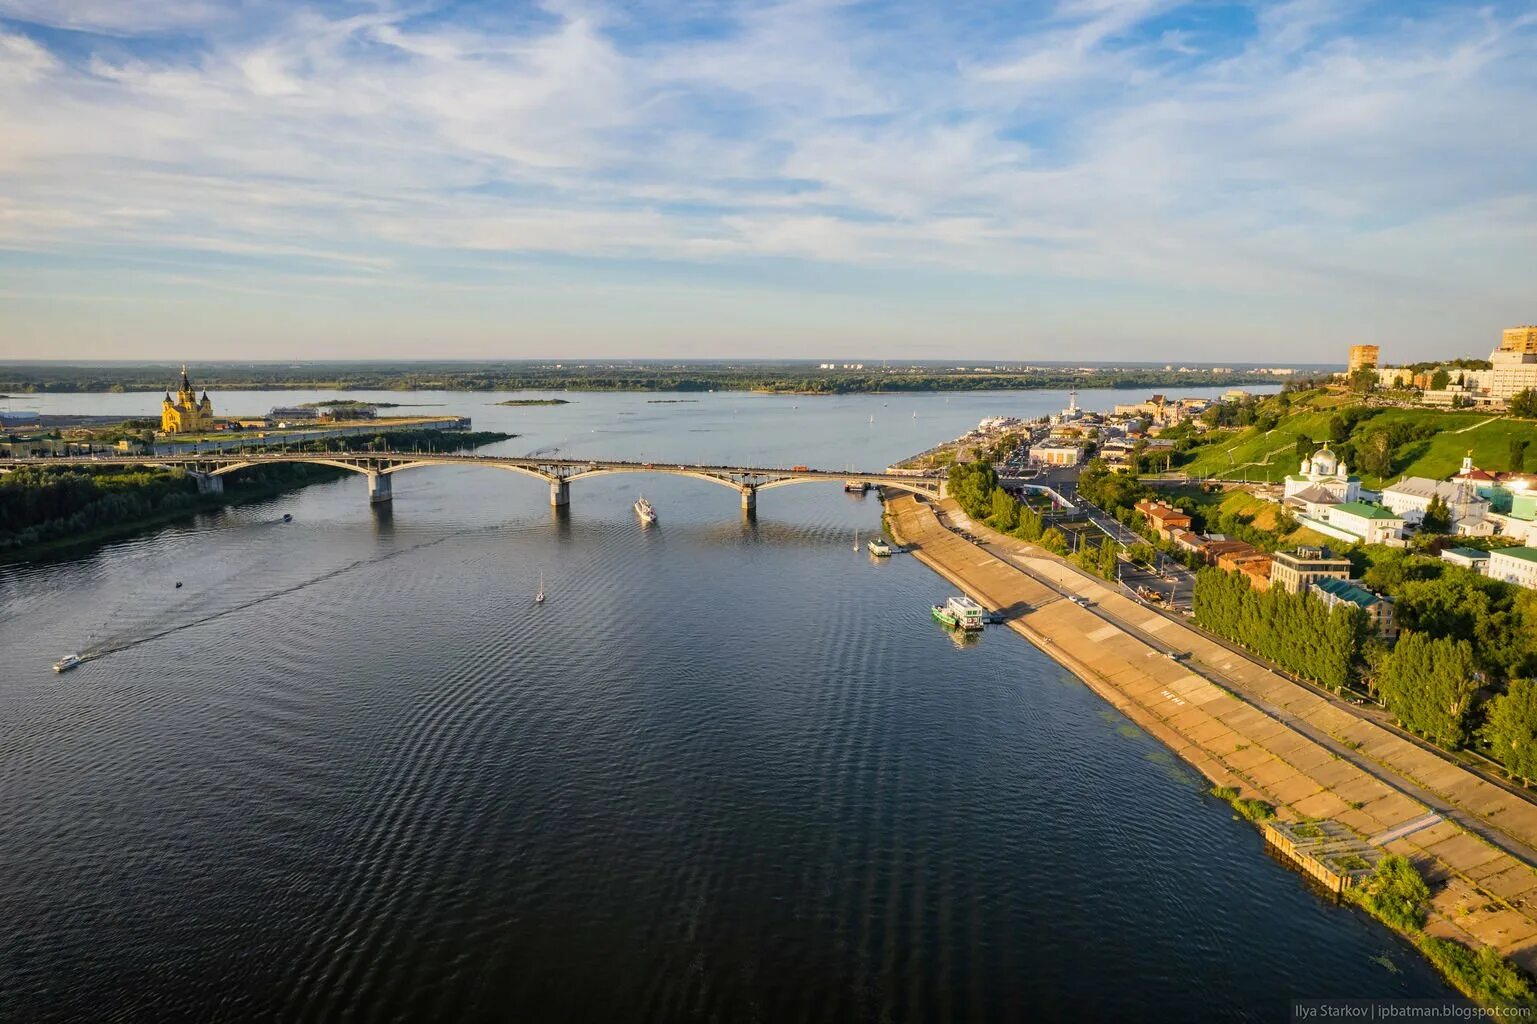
{"left": 53, "top": 654, "right": 82, "bottom": 673}
{"left": 853, "top": 530, "right": 859, "bottom": 552}
{"left": 634, "top": 496, "right": 657, "bottom": 524}
{"left": 931, "top": 595, "right": 984, "bottom": 631}
{"left": 867, "top": 538, "right": 892, "bottom": 557}
{"left": 535, "top": 571, "right": 545, "bottom": 604}
{"left": 843, "top": 480, "right": 869, "bottom": 493}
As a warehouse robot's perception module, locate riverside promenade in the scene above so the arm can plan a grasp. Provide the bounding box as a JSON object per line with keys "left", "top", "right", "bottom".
{"left": 885, "top": 493, "right": 1537, "bottom": 970}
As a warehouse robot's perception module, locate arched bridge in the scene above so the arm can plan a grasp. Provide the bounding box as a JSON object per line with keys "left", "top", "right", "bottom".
{"left": 3, "top": 452, "right": 946, "bottom": 512}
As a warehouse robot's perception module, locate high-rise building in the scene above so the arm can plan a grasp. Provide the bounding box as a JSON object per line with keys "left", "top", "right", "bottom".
{"left": 1501, "top": 326, "right": 1537, "bottom": 354}
{"left": 1347, "top": 344, "right": 1379, "bottom": 373}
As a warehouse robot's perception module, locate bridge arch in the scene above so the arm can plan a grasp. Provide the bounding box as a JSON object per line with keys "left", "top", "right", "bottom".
{"left": 562, "top": 467, "right": 748, "bottom": 493}
{"left": 754, "top": 476, "right": 940, "bottom": 498}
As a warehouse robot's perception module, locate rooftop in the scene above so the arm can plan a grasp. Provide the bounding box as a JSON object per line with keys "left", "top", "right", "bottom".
{"left": 1314, "top": 577, "right": 1388, "bottom": 607}
{"left": 1332, "top": 501, "right": 1403, "bottom": 521}
{"left": 1491, "top": 547, "right": 1537, "bottom": 565}
{"left": 1443, "top": 547, "right": 1490, "bottom": 560}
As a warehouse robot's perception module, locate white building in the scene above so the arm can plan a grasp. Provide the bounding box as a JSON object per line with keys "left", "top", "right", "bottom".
{"left": 1297, "top": 501, "right": 1404, "bottom": 546}
{"left": 1380, "top": 476, "right": 1489, "bottom": 527}
{"left": 1488, "top": 548, "right": 1537, "bottom": 590}
{"left": 1441, "top": 547, "right": 1491, "bottom": 571}
{"left": 1283, "top": 446, "right": 1360, "bottom": 504}
{"left": 1029, "top": 441, "right": 1087, "bottom": 467}
{"left": 1489, "top": 349, "right": 1537, "bottom": 402}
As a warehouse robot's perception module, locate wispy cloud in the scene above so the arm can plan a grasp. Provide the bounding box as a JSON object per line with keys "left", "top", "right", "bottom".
{"left": 0, "top": 0, "right": 1533, "bottom": 359}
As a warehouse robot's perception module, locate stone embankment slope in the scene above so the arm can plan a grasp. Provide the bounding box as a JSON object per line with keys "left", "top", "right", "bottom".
{"left": 885, "top": 493, "right": 1537, "bottom": 970}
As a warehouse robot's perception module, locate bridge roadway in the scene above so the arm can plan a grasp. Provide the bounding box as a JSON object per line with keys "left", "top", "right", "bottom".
{"left": 1, "top": 451, "right": 946, "bottom": 512}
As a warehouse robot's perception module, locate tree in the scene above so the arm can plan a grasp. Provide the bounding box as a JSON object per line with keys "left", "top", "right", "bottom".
{"left": 1510, "top": 438, "right": 1530, "bottom": 474}
{"left": 1377, "top": 631, "right": 1478, "bottom": 747}
{"left": 989, "top": 487, "right": 1019, "bottom": 531}
{"left": 1014, "top": 505, "right": 1044, "bottom": 542}
{"left": 1430, "top": 368, "right": 1451, "bottom": 391}
{"left": 1327, "top": 414, "right": 1348, "bottom": 443}
{"left": 1421, "top": 494, "right": 1452, "bottom": 533}
{"left": 1098, "top": 538, "right": 1120, "bottom": 579}
{"left": 1510, "top": 389, "right": 1537, "bottom": 419}
{"left": 1039, "top": 527, "right": 1069, "bottom": 555}
{"left": 1484, "top": 679, "right": 1537, "bottom": 783}
{"left": 1356, "top": 430, "right": 1393, "bottom": 479}
{"left": 1347, "top": 366, "right": 1377, "bottom": 393}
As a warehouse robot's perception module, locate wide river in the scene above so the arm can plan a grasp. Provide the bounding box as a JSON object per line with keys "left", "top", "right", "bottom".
{"left": 0, "top": 387, "right": 1451, "bottom": 1020}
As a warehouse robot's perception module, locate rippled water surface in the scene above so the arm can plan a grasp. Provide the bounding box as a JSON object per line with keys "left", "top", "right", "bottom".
{"left": 0, "top": 388, "right": 1450, "bottom": 1020}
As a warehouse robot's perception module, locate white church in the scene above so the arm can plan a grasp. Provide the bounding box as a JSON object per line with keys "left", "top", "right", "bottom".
{"left": 1283, "top": 445, "right": 1362, "bottom": 506}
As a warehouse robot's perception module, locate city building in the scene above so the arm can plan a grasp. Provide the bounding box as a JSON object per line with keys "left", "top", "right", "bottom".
{"left": 1282, "top": 446, "right": 1361, "bottom": 504}
{"left": 1218, "top": 549, "right": 1273, "bottom": 591}
{"left": 1380, "top": 473, "right": 1489, "bottom": 528}
{"left": 1311, "top": 578, "right": 1397, "bottom": 637}
{"left": 161, "top": 366, "right": 215, "bottom": 434}
{"left": 1440, "top": 547, "right": 1491, "bottom": 571}
{"left": 1348, "top": 345, "right": 1379, "bottom": 374}
{"left": 1134, "top": 499, "right": 1193, "bottom": 540}
{"left": 1488, "top": 347, "right": 1537, "bottom": 402}
{"left": 1029, "top": 441, "right": 1087, "bottom": 467}
{"left": 1502, "top": 326, "right": 1537, "bottom": 354}
{"left": 1270, "top": 546, "right": 1353, "bottom": 594}
{"left": 1487, "top": 547, "right": 1537, "bottom": 590}
{"left": 1202, "top": 537, "right": 1259, "bottom": 568}
{"left": 1317, "top": 502, "right": 1405, "bottom": 545}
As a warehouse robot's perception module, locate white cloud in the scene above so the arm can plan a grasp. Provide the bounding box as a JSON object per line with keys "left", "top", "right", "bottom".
{"left": 0, "top": 0, "right": 1533, "bottom": 357}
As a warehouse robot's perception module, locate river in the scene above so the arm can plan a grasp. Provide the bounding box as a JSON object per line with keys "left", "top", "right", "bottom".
{"left": 0, "top": 387, "right": 1452, "bottom": 1020}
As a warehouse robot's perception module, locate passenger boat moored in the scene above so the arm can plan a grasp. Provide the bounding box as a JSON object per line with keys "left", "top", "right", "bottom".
{"left": 931, "top": 595, "right": 984, "bottom": 631}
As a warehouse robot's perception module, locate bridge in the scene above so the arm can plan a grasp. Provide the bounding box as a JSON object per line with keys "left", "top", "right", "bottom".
{"left": 1, "top": 452, "right": 946, "bottom": 513}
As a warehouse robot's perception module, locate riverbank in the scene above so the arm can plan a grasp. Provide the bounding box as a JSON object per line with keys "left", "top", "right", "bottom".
{"left": 0, "top": 465, "right": 344, "bottom": 563}
{"left": 884, "top": 492, "right": 1537, "bottom": 1001}
{"left": 0, "top": 429, "right": 514, "bottom": 562}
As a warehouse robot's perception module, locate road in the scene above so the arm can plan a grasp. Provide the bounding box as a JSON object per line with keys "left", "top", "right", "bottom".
{"left": 936, "top": 500, "right": 1537, "bottom": 871}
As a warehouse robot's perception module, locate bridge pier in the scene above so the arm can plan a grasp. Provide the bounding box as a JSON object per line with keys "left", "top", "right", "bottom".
{"left": 740, "top": 486, "right": 757, "bottom": 515}
{"left": 188, "top": 470, "right": 223, "bottom": 495}
{"left": 367, "top": 471, "right": 393, "bottom": 504}
{"left": 550, "top": 479, "right": 569, "bottom": 507}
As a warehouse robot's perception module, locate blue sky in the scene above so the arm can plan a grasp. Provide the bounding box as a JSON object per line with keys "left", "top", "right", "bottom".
{"left": 0, "top": 0, "right": 1533, "bottom": 362}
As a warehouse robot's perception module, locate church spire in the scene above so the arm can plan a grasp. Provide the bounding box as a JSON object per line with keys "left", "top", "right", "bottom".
{"left": 181, "top": 364, "right": 191, "bottom": 393}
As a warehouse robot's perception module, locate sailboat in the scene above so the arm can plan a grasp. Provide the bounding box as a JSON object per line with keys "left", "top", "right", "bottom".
{"left": 535, "top": 571, "right": 546, "bottom": 604}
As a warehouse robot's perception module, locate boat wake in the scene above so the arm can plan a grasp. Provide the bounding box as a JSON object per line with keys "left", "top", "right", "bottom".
{"left": 74, "top": 533, "right": 466, "bottom": 667}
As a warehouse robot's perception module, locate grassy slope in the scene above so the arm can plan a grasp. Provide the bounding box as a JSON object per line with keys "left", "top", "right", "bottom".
{"left": 1182, "top": 407, "right": 1534, "bottom": 487}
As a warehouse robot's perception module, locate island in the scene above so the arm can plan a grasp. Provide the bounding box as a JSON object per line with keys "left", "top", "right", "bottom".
{"left": 495, "top": 399, "right": 570, "bottom": 406}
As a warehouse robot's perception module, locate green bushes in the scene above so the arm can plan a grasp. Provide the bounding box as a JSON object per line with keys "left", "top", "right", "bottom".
{"left": 1192, "top": 567, "right": 1367, "bottom": 690}
{"left": 1348, "top": 854, "right": 1430, "bottom": 931}
{"left": 1209, "top": 786, "right": 1275, "bottom": 822}
{"left": 1418, "top": 937, "right": 1536, "bottom": 1007}
{"left": 1345, "top": 857, "right": 1535, "bottom": 1007}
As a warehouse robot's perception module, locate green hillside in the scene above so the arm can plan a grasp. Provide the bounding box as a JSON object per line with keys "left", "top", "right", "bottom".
{"left": 1178, "top": 404, "right": 1534, "bottom": 487}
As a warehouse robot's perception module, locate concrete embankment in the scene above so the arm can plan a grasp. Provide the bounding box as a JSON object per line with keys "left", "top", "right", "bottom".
{"left": 884, "top": 493, "right": 1537, "bottom": 971}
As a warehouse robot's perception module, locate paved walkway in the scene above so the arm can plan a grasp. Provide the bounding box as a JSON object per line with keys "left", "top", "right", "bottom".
{"left": 887, "top": 494, "right": 1537, "bottom": 969}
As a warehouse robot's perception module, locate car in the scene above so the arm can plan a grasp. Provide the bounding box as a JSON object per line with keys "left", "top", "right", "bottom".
{"left": 1164, "top": 651, "right": 1186, "bottom": 661}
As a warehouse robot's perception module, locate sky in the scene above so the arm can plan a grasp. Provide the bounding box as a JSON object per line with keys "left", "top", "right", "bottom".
{"left": 0, "top": 0, "right": 1534, "bottom": 363}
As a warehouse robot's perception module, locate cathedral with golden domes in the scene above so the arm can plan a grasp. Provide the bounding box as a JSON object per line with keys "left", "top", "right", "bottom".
{"left": 161, "top": 365, "right": 215, "bottom": 434}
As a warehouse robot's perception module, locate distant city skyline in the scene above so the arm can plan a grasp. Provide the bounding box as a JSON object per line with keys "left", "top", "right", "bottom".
{"left": 1, "top": 0, "right": 1534, "bottom": 362}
